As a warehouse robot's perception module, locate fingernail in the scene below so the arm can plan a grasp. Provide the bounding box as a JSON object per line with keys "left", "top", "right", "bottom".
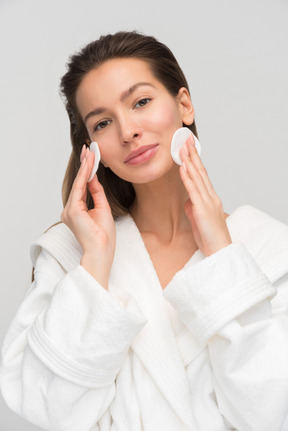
{"left": 182, "top": 161, "right": 187, "bottom": 173}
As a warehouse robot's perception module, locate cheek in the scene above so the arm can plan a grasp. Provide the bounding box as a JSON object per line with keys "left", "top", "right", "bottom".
{"left": 95, "top": 139, "right": 111, "bottom": 166}
{"left": 99, "top": 148, "right": 111, "bottom": 167}
{"left": 96, "top": 131, "right": 119, "bottom": 167}
{"left": 143, "top": 102, "right": 181, "bottom": 131}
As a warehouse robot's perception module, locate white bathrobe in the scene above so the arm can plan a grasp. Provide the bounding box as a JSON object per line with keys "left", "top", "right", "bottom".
{"left": 1, "top": 205, "right": 288, "bottom": 431}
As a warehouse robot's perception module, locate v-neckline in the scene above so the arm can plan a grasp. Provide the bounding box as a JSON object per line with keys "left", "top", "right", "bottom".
{"left": 112, "top": 214, "right": 203, "bottom": 430}
{"left": 123, "top": 212, "right": 209, "bottom": 289}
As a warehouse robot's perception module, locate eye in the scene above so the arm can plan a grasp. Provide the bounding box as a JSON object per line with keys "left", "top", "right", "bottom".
{"left": 134, "top": 98, "right": 151, "bottom": 108}
{"left": 93, "top": 120, "right": 111, "bottom": 132}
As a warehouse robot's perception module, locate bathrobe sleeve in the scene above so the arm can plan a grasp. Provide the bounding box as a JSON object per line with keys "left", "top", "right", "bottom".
{"left": 0, "top": 247, "right": 146, "bottom": 431}
{"left": 164, "top": 242, "right": 288, "bottom": 431}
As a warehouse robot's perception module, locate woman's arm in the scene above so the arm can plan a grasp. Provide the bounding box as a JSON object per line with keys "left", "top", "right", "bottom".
{"left": 61, "top": 145, "right": 116, "bottom": 290}
{"left": 164, "top": 242, "right": 288, "bottom": 431}
{"left": 0, "top": 247, "right": 145, "bottom": 431}
{"left": 208, "top": 273, "right": 288, "bottom": 431}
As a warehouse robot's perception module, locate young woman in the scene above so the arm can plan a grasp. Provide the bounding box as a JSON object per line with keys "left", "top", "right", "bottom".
{"left": 1, "top": 31, "right": 288, "bottom": 431}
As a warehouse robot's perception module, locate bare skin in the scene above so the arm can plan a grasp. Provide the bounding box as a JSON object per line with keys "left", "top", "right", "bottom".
{"left": 61, "top": 58, "right": 232, "bottom": 290}
{"left": 129, "top": 137, "right": 230, "bottom": 288}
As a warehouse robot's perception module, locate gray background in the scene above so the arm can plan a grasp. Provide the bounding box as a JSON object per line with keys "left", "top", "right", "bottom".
{"left": 0, "top": 0, "right": 287, "bottom": 429}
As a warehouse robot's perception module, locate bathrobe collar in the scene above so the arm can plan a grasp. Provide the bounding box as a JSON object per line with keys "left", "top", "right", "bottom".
{"left": 109, "top": 213, "right": 199, "bottom": 429}
{"left": 31, "top": 205, "right": 288, "bottom": 285}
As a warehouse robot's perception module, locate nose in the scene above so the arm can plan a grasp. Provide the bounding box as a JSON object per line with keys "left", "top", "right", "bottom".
{"left": 118, "top": 113, "right": 142, "bottom": 144}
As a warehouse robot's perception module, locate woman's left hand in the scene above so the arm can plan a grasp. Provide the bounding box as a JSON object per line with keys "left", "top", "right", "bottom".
{"left": 179, "top": 133, "right": 232, "bottom": 257}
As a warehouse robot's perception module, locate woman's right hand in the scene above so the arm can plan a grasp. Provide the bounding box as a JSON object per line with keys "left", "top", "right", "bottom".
{"left": 61, "top": 145, "right": 116, "bottom": 289}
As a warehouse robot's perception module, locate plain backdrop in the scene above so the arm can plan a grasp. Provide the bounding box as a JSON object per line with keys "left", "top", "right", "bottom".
{"left": 0, "top": 0, "right": 287, "bottom": 429}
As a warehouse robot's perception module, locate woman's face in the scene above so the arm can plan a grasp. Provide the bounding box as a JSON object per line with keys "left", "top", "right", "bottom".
{"left": 76, "top": 57, "right": 194, "bottom": 184}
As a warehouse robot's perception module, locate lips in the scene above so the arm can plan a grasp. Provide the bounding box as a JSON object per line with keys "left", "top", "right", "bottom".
{"left": 124, "top": 144, "right": 159, "bottom": 163}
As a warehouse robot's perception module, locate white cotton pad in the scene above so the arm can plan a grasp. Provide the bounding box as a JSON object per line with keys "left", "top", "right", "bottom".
{"left": 170, "top": 127, "right": 201, "bottom": 165}
{"left": 88, "top": 141, "right": 101, "bottom": 182}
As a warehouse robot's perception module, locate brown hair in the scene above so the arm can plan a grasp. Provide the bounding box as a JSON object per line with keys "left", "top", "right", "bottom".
{"left": 60, "top": 31, "right": 199, "bottom": 218}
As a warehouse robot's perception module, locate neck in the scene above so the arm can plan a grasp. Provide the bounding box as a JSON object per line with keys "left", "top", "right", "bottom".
{"left": 129, "top": 166, "right": 192, "bottom": 241}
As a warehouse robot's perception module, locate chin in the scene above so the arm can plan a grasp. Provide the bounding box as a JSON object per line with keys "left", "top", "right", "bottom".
{"left": 132, "top": 164, "right": 177, "bottom": 185}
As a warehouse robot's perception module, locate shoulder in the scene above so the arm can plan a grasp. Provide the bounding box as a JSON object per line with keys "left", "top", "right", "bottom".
{"left": 227, "top": 204, "right": 288, "bottom": 243}
{"left": 30, "top": 221, "right": 82, "bottom": 273}
{"left": 227, "top": 205, "right": 288, "bottom": 283}
{"left": 30, "top": 215, "right": 134, "bottom": 274}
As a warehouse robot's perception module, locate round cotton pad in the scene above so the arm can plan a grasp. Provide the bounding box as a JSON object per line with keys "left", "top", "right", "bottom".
{"left": 170, "top": 127, "right": 201, "bottom": 165}
{"left": 88, "top": 141, "right": 101, "bottom": 182}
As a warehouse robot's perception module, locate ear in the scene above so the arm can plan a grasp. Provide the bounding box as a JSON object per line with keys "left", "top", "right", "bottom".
{"left": 177, "top": 87, "right": 195, "bottom": 126}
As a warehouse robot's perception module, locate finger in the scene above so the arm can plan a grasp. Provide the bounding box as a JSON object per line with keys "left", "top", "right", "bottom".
{"left": 87, "top": 174, "right": 111, "bottom": 211}
{"left": 180, "top": 153, "right": 211, "bottom": 202}
{"left": 80, "top": 144, "right": 86, "bottom": 163}
{"left": 186, "top": 136, "right": 218, "bottom": 197}
{"left": 179, "top": 162, "right": 204, "bottom": 206}
{"left": 69, "top": 150, "right": 95, "bottom": 206}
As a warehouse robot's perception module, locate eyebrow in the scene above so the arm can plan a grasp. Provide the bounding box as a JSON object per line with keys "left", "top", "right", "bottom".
{"left": 83, "top": 81, "right": 155, "bottom": 124}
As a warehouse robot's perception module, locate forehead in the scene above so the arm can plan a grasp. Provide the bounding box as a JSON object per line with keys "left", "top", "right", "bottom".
{"left": 85, "top": 57, "right": 156, "bottom": 85}
{"left": 94, "top": 57, "right": 155, "bottom": 79}
{"left": 75, "top": 58, "right": 163, "bottom": 108}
